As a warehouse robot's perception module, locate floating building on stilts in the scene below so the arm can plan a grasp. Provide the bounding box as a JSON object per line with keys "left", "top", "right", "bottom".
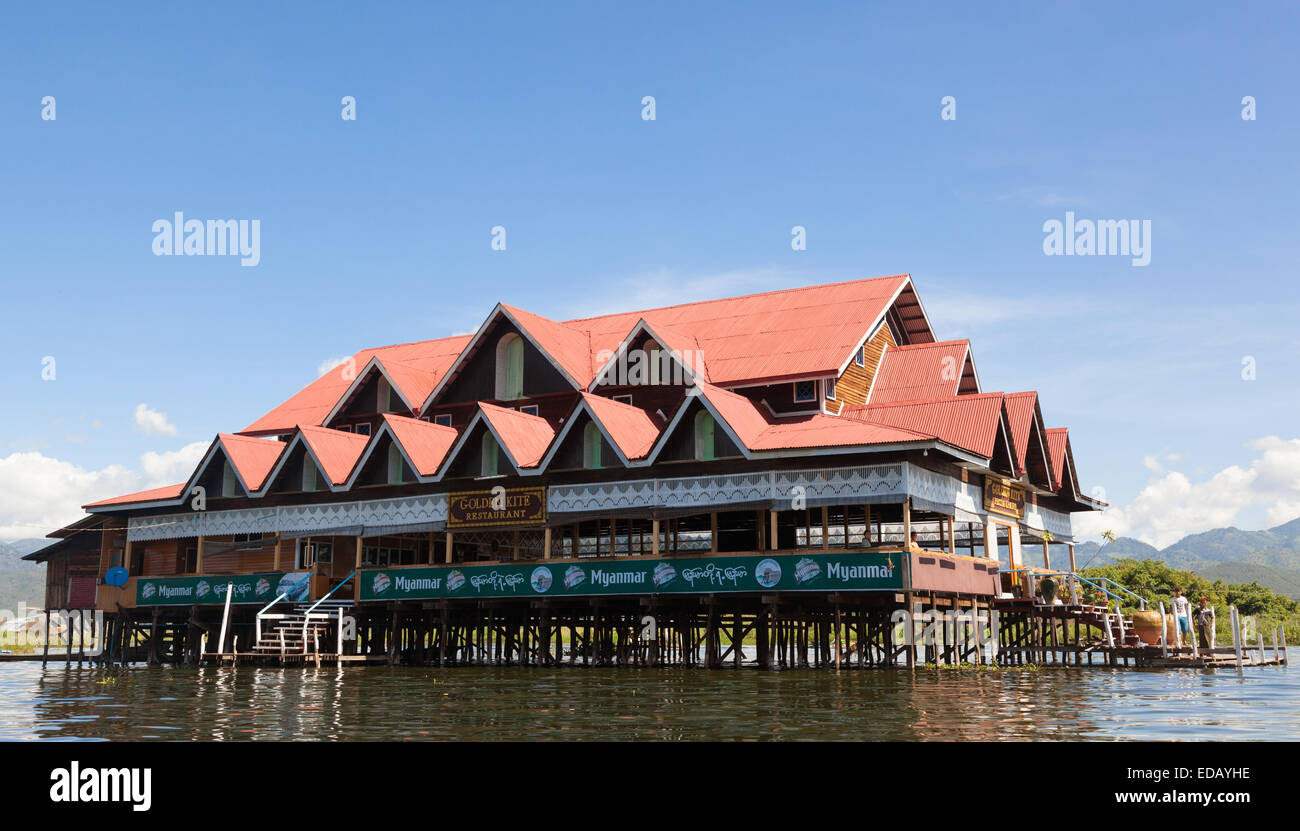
{"left": 25, "top": 274, "right": 1287, "bottom": 669}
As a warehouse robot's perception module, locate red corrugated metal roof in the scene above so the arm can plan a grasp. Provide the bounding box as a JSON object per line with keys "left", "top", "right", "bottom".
{"left": 569, "top": 274, "right": 914, "bottom": 386}
{"left": 84, "top": 482, "right": 186, "bottom": 508}
{"left": 1045, "top": 428, "right": 1069, "bottom": 491}
{"left": 249, "top": 275, "right": 917, "bottom": 434}
{"left": 1002, "top": 391, "right": 1037, "bottom": 475}
{"left": 502, "top": 304, "right": 594, "bottom": 387}
{"left": 478, "top": 403, "right": 557, "bottom": 469}
{"left": 843, "top": 393, "right": 1005, "bottom": 458}
{"left": 219, "top": 433, "right": 287, "bottom": 492}
{"left": 695, "top": 383, "right": 933, "bottom": 452}
{"left": 298, "top": 425, "right": 370, "bottom": 485}
{"left": 242, "top": 335, "right": 470, "bottom": 434}
{"left": 383, "top": 414, "right": 459, "bottom": 477}
{"left": 580, "top": 392, "right": 661, "bottom": 460}
{"left": 869, "top": 340, "right": 969, "bottom": 404}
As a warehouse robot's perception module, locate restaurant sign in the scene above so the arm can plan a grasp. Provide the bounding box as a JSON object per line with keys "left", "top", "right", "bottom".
{"left": 448, "top": 486, "right": 546, "bottom": 528}
{"left": 360, "top": 551, "right": 902, "bottom": 601}
{"left": 136, "top": 571, "right": 307, "bottom": 606}
{"left": 983, "top": 477, "right": 1026, "bottom": 519}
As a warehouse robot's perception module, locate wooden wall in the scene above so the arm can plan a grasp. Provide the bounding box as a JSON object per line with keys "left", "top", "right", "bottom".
{"left": 829, "top": 323, "right": 895, "bottom": 413}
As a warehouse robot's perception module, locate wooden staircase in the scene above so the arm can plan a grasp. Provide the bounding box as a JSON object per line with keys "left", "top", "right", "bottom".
{"left": 253, "top": 600, "right": 353, "bottom": 656}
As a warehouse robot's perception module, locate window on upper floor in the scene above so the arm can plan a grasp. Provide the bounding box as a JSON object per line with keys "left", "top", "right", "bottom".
{"left": 387, "top": 443, "right": 406, "bottom": 484}
{"left": 519, "top": 404, "right": 539, "bottom": 417}
{"left": 495, "top": 333, "right": 525, "bottom": 400}
{"left": 481, "top": 431, "right": 500, "bottom": 477}
{"left": 645, "top": 339, "right": 663, "bottom": 386}
{"left": 221, "top": 460, "right": 239, "bottom": 497}
{"left": 377, "top": 376, "right": 393, "bottom": 412}
{"left": 583, "top": 422, "right": 604, "bottom": 469}
{"left": 432, "top": 413, "right": 453, "bottom": 427}
{"left": 302, "top": 460, "right": 319, "bottom": 492}
{"left": 826, "top": 377, "right": 837, "bottom": 401}
{"left": 855, "top": 346, "right": 865, "bottom": 367}
{"left": 794, "top": 380, "right": 817, "bottom": 403}
{"left": 694, "top": 410, "right": 716, "bottom": 462}
{"left": 613, "top": 394, "right": 633, "bottom": 406}
{"left": 355, "top": 423, "right": 372, "bottom": 437}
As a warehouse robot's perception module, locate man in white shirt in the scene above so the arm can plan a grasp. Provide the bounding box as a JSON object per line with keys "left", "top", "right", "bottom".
{"left": 1170, "top": 587, "right": 1192, "bottom": 646}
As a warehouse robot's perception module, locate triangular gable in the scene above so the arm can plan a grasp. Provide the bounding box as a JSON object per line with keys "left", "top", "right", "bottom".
{"left": 259, "top": 426, "right": 367, "bottom": 495}
{"left": 588, "top": 318, "right": 709, "bottom": 390}
{"left": 170, "top": 433, "right": 287, "bottom": 502}
{"left": 1004, "top": 392, "right": 1055, "bottom": 488}
{"left": 380, "top": 414, "right": 459, "bottom": 478}
{"left": 241, "top": 335, "right": 469, "bottom": 435}
{"left": 216, "top": 433, "right": 287, "bottom": 493}
{"left": 441, "top": 403, "right": 558, "bottom": 477}
{"left": 322, "top": 356, "right": 419, "bottom": 426}
{"left": 540, "top": 392, "right": 662, "bottom": 470}
{"left": 422, "top": 304, "right": 592, "bottom": 410}
{"left": 479, "top": 403, "right": 556, "bottom": 468}
{"left": 569, "top": 274, "right": 919, "bottom": 387}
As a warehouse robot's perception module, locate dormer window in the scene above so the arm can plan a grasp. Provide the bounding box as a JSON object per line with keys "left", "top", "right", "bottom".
{"left": 481, "top": 432, "right": 500, "bottom": 477}
{"left": 432, "top": 414, "right": 452, "bottom": 427}
{"left": 825, "top": 378, "right": 837, "bottom": 401}
{"left": 519, "top": 404, "right": 539, "bottom": 416}
{"left": 855, "top": 346, "right": 865, "bottom": 367}
{"left": 221, "top": 460, "right": 239, "bottom": 497}
{"left": 583, "top": 422, "right": 603, "bottom": 469}
{"left": 387, "top": 443, "right": 406, "bottom": 484}
{"left": 302, "top": 460, "right": 318, "bottom": 492}
{"left": 495, "top": 333, "right": 525, "bottom": 400}
{"left": 355, "top": 423, "right": 371, "bottom": 437}
{"left": 694, "top": 410, "right": 716, "bottom": 462}
{"left": 793, "top": 380, "right": 817, "bottom": 403}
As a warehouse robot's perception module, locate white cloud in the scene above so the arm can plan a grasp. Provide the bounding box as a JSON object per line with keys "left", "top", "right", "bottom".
{"left": 1142, "top": 455, "right": 1163, "bottom": 473}
{"left": 1074, "top": 436, "right": 1300, "bottom": 548}
{"left": 134, "top": 403, "right": 178, "bottom": 436}
{"left": 316, "top": 356, "right": 353, "bottom": 378}
{"left": 0, "top": 442, "right": 208, "bottom": 541}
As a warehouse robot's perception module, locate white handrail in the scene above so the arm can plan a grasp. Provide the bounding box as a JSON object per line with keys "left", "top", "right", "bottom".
{"left": 217, "top": 583, "right": 234, "bottom": 655}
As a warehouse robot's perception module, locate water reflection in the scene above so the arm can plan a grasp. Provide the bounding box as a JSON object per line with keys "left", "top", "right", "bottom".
{"left": 0, "top": 662, "right": 1292, "bottom": 741}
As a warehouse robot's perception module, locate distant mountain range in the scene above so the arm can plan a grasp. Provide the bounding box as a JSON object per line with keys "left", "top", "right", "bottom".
{"left": 0, "top": 538, "right": 52, "bottom": 613}
{"left": 1073, "top": 517, "right": 1300, "bottom": 599}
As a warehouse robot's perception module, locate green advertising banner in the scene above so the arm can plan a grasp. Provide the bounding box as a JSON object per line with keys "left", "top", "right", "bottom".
{"left": 360, "top": 552, "right": 901, "bottom": 602}
{"left": 135, "top": 571, "right": 312, "bottom": 606}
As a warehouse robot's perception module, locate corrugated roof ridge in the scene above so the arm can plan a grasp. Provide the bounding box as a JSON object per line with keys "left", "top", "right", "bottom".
{"left": 562, "top": 273, "right": 910, "bottom": 325}
{"left": 886, "top": 338, "right": 970, "bottom": 352}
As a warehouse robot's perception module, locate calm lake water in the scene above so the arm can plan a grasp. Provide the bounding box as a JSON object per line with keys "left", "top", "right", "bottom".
{"left": 0, "top": 661, "right": 1294, "bottom": 741}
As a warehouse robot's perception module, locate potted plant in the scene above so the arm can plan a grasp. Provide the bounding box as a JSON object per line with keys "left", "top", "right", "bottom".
{"left": 1040, "top": 576, "right": 1058, "bottom": 605}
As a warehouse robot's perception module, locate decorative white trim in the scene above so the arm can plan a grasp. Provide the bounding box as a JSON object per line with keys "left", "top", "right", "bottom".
{"left": 1023, "top": 502, "right": 1074, "bottom": 543}
{"left": 128, "top": 494, "right": 448, "bottom": 542}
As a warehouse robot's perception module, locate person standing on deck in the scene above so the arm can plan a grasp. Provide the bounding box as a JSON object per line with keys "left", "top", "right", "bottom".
{"left": 1195, "top": 596, "right": 1216, "bottom": 649}
{"left": 1170, "top": 587, "right": 1192, "bottom": 646}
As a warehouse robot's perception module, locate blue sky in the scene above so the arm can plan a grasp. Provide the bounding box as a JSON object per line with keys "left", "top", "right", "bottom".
{"left": 2, "top": 2, "right": 1299, "bottom": 544}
